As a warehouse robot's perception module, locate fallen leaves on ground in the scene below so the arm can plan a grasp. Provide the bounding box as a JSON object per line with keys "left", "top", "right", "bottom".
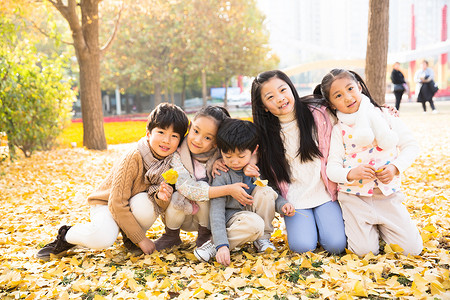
{"left": 0, "top": 103, "right": 449, "bottom": 299}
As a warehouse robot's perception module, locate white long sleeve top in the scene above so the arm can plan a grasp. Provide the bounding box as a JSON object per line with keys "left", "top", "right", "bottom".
{"left": 279, "top": 111, "right": 332, "bottom": 209}
{"left": 327, "top": 110, "right": 420, "bottom": 194}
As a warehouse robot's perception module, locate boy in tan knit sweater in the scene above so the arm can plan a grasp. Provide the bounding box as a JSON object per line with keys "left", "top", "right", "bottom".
{"left": 37, "top": 103, "right": 189, "bottom": 261}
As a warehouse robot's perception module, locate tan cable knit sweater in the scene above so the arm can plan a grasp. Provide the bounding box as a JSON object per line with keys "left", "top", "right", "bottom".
{"left": 87, "top": 147, "right": 168, "bottom": 244}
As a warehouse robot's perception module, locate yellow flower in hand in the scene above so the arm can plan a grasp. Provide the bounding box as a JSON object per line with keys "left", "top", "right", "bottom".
{"left": 162, "top": 169, "right": 178, "bottom": 184}
{"left": 254, "top": 177, "right": 268, "bottom": 187}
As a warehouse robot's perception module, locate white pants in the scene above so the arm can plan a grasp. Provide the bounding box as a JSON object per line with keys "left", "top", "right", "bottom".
{"left": 339, "top": 189, "right": 423, "bottom": 256}
{"left": 164, "top": 194, "right": 210, "bottom": 231}
{"left": 65, "top": 193, "right": 158, "bottom": 249}
{"left": 225, "top": 185, "right": 278, "bottom": 250}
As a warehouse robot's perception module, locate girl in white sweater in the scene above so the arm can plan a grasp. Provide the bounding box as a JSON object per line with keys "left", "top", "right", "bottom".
{"left": 320, "top": 69, "right": 423, "bottom": 256}
{"left": 251, "top": 70, "right": 347, "bottom": 254}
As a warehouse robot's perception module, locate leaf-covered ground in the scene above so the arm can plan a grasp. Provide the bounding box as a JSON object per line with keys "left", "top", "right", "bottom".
{"left": 1, "top": 102, "right": 449, "bottom": 299}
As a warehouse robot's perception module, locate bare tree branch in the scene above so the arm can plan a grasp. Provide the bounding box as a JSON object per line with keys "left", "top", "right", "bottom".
{"left": 29, "top": 19, "right": 74, "bottom": 45}
{"left": 47, "top": 0, "right": 87, "bottom": 54}
{"left": 100, "top": 1, "right": 125, "bottom": 56}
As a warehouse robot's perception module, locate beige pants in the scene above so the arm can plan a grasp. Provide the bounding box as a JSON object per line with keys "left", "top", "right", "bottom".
{"left": 164, "top": 192, "right": 210, "bottom": 231}
{"left": 226, "top": 185, "right": 278, "bottom": 250}
{"left": 339, "top": 189, "right": 422, "bottom": 256}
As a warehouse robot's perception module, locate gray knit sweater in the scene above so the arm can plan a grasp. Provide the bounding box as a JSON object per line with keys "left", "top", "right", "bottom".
{"left": 209, "top": 169, "right": 288, "bottom": 247}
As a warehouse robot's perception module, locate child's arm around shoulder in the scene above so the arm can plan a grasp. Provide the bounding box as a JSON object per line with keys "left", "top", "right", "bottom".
{"left": 209, "top": 170, "right": 253, "bottom": 205}
{"left": 384, "top": 110, "right": 420, "bottom": 173}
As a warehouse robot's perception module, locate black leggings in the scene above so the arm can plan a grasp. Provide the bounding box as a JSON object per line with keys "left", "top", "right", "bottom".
{"left": 393, "top": 90, "right": 404, "bottom": 110}
{"left": 421, "top": 98, "right": 436, "bottom": 111}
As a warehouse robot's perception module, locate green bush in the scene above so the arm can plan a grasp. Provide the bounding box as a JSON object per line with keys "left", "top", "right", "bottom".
{"left": 0, "top": 17, "right": 75, "bottom": 158}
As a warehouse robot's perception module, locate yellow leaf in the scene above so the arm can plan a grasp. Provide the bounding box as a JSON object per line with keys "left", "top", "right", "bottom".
{"left": 337, "top": 293, "right": 353, "bottom": 300}
{"left": 162, "top": 169, "right": 178, "bottom": 184}
{"left": 430, "top": 280, "right": 444, "bottom": 295}
{"left": 221, "top": 267, "right": 235, "bottom": 280}
{"left": 107, "top": 266, "right": 117, "bottom": 276}
{"left": 165, "top": 253, "right": 176, "bottom": 261}
{"left": 158, "top": 277, "right": 171, "bottom": 290}
{"left": 243, "top": 252, "right": 256, "bottom": 260}
{"left": 136, "top": 291, "right": 149, "bottom": 300}
{"left": 254, "top": 258, "right": 265, "bottom": 274}
{"left": 228, "top": 277, "right": 247, "bottom": 289}
{"left": 70, "top": 256, "right": 80, "bottom": 267}
{"left": 300, "top": 258, "right": 312, "bottom": 269}
{"left": 271, "top": 229, "right": 283, "bottom": 238}
{"left": 258, "top": 278, "right": 276, "bottom": 289}
{"left": 242, "top": 265, "right": 252, "bottom": 276}
{"left": 128, "top": 278, "right": 139, "bottom": 291}
{"left": 412, "top": 273, "right": 428, "bottom": 293}
{"left": 193, "top": 288, "right": 206, "bottom": 299}
{"left": 352, "top": 281, "right": 368, "bottom": 297}
{"left": 254, "top": 177, "right": 268, "bottom": 187}
{"left": 389, "top": 243, "right": 404, "bottom": 253}
{"left": 94, "top": 296, "right": 107, "bottom": 300}
{"left": 422, "top": 224, "right": 437, "bottom": 232}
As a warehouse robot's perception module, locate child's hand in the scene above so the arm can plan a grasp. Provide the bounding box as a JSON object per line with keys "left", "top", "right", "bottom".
{"left": 243, "top": 163, "right": 260, "bottom": 178}
{"left": 212, "top": 158, "right": 228, "bottom": 178}
{"left": 281, "top": 203, "right": 295, "bottom": 217}
{"left": 375, "top": 164, "right": 399, "bottom": 184}
{"left": 347, "top": 164, "right": 376, "bottom": 181}
{"left": 138, "top": 237, "right": 156, "bottom": 254}
{"left": 157, "top": 181, "right": 173, "bottom": 202}
{"left": 229, "top": 183, "right": 253, "bottom": 206}
{"left": 383, "top": 104, "right": 399, "bottom": 117}
{"left": 216, "top": 246, "right": 231, "bottom": 266}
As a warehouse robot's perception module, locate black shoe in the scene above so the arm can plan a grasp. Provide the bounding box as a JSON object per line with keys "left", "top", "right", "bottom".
{"left": 36, "top": 225, "right": 75, "bottom": 261}
{"left": 121, "top": 230, "right": 143, "bottom": 256}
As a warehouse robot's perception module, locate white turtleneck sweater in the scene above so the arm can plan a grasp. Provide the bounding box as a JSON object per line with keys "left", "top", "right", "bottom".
{"left": 278, "top": 110, "right": 332, "bottom": 209}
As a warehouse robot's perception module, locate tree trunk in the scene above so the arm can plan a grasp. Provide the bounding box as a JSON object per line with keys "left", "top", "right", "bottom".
{"left": 365, "top": 0, "right": 390, "bottom": 105}
{"left": 170, "top": 86, "right": 175, "bottom": 104}
{"left": 154, "top": 82, "right": 162, "bottom": 107}
{"left": 181, "top": 74, "right": 186, "bottom": 109}
{"left": 76, "top": 1, "right": 107, "bottom": 150}
{"left": 224, "top": 77, "right": 229, "bottom": 110}
{"left": 201, "top": 69, "right": 207, "bottom": 106}
{"left": 78, "top": 53, "right": 106, "bottom": 149}
{"left": 136, "top": 92, "right": 143, "bottom": 113}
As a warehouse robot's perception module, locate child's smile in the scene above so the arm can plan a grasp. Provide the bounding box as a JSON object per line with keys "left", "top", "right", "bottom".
{"left": 187, "top": 116, "right": 218, "bottom": 155}
{"left": 329, "top": 77, "right": 362, "bottom": 114}
{"left": 147, "top": 126, "right": 181, "bottom": 158}
{"left": 260, "top": 77, "right": 295, "bottom": 117}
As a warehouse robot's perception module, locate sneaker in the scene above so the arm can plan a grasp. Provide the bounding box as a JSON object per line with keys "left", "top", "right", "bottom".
{"left": 253, "top": 239, "right": 276, "bottom": 253}
{"left": 36, "top": 225, "right": 75, "bottom": 261}
{"left": 432, "top": 110, "right": 438, "bottom": 114}
{"left": 194, "top": 240, "right": 216, "bottom": 262}
{"left": 121, "top": 230, "right": 143, "bottom": 256}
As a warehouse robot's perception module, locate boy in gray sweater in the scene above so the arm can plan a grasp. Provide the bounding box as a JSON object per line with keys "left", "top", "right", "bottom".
{"left": 194, "top": 118, "right": 294, "bottom": 266}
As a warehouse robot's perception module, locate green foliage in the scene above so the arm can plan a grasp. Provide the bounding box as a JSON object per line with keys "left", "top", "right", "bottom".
{"left": 0, "top": 16, "right": 75, "bottom": 158}
{"left": 101, "top": 0, "right": 278, "bottom": 98}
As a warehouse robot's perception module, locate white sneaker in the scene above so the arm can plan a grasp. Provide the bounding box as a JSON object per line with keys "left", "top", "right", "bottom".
{"left": 194, "top": 240, "right": 216, "bottom": 262}
{"left": 253, "top": 239, "right": 276, "bottom": 253}
{"left": 432, "top": 110, "right": 438, "bottom": 114}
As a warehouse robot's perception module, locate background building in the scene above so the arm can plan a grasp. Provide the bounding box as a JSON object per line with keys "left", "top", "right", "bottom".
{"left": 257, "top": 0, "right": 450, "bottom": 90}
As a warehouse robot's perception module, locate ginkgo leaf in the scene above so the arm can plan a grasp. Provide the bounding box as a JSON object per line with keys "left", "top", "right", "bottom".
{"left": 254, "top": 177, "right": 268, "bottom": 187}
{"left": 1, "top": 108, "right": 449, "bottom": 299}
{"left": 162, "top": 169, "right": 178, "bottom": 184}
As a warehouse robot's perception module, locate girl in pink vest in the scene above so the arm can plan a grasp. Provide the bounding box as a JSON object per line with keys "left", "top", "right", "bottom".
{"left": 251, "top": 70, "right": 346, "bottom": 254}
{"left": 320, "top": 69, "right": 422, "bottom": 256}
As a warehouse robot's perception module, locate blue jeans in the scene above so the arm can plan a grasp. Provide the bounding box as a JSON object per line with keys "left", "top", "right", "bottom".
{"left": 284, "top": 201, "right": 346, "bottom": 254}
